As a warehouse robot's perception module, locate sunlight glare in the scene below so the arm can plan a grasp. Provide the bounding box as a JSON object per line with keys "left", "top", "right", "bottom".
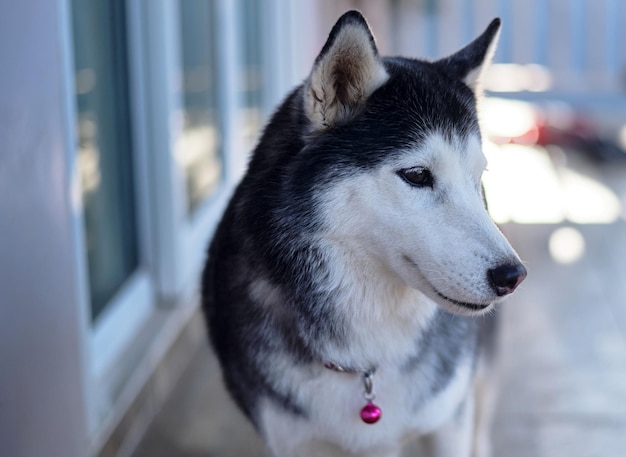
{"left": 481, "top": 99, "right": 537, "bottom": 140}
{"left": 483, "top": 143, "right": 565, "bottom": 224}
{"left": 483, "top": 141, "right": 621, "bottom": 225}
{"left": 483, "top": 64, "right": 552, "bottom": 92}
{"left": 549, "top": 227, "right": 585, "bottom": 264}
{"left": 559, "top": 169, "right": 621, "bottom": 224}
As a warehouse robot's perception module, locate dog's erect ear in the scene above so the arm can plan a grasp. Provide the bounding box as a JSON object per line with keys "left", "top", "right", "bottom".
{"left": 304, "top": 11, "right": 389, "bottom": 131}
{"left": 435, "top": 18, "right": 501, "bottom": 94}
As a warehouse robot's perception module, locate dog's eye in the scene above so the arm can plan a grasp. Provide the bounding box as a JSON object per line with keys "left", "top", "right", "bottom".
{"left": 398, "top": 167, "right": 434, "bottom": 188}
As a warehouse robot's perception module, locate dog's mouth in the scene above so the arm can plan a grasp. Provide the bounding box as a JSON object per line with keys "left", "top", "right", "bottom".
{"left": 433, "top": 289, "right": 492, "bottom": 311}
{"left": 403, "top": 255, "right": 493, "bottom": 312}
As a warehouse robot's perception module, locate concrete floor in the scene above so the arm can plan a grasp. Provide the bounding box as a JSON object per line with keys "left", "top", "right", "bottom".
{"left": 132, "top": 146, "right": 626, "bottom": 456}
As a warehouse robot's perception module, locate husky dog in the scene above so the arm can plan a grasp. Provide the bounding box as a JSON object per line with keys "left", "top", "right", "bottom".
{"left": 202, "top": 11, "right": 526, "bottom": 457}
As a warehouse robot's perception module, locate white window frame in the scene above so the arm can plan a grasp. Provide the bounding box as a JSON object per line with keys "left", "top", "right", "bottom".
{"left": 140, "top": 1, "right": 240, "bottom": 306}
{"left": 74, "top": 0, "right": 243, "bottom": 437}
{"left": 61, "top": 0, "right": 159, "bottom": 433}
{"left": 59, "top": 0, "right": 311, "bottom": 449}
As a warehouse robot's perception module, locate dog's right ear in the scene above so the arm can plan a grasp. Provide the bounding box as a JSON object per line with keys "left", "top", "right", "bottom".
{"left": 304, "top": 11, "right": 389, "bottom": 131}
{"left": 435, "top": 18, "right": 501, "bottom": 95}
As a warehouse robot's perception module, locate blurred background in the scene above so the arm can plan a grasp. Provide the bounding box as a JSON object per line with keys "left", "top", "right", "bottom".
{"left": 1, "top": 1, "right": 625, "bottom": 456}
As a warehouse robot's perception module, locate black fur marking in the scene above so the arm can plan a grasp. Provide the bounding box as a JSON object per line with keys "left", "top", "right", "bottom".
{"left": 402, "top": 310, "right": 479, "bottom": 402}
{"left": 435, "top": 18, "right": 501, "bottom": 84}
{"left": 296, "top": 59, "right": 481, "bottom": 188}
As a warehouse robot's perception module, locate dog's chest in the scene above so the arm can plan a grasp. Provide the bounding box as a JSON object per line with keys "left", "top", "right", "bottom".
{"left": 258, "top": 266, "right": 479, "bottom": 452}
{"left": 259, "top": 354, "right": 474, "bottom": 454}
{"left": 337, "top": 356, "right": 470, "bottom": 427}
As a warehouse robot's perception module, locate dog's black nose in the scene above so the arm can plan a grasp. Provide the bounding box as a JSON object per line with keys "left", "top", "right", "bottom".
{"left": 488, "top": 263, "right": 527, "bottom": 296}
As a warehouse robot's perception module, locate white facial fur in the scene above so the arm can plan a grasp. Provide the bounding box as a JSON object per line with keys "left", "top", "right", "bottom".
{"left": 319, "top": 132, "right": 521, "bottom": 316}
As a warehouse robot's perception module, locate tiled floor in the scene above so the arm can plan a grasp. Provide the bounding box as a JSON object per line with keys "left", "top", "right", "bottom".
{"left": 132, "top": 146, "right": 626, "bottom": 456}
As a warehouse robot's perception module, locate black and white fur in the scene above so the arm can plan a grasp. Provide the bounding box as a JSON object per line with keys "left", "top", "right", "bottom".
{"left": 202, "top": 11, "right": 526, "bottom": 457}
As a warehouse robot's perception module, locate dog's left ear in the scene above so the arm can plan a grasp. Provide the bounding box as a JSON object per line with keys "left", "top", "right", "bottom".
{"left": 304, "top": 11, "right": 389, "bottom": 131}
{"left": 435, "top": 18, "right": 501, "bottom": 94}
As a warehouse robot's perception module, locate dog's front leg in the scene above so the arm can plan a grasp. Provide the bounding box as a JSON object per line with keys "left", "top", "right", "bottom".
{"left": 421, "top": 395, "right": 475, "bottom": 457}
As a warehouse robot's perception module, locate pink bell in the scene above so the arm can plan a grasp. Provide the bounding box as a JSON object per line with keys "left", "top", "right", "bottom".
{"left": 360, "top": 401, "right": 382, "bottom": 424}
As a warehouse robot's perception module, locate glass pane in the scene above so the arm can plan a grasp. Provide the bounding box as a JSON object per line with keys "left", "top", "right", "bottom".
{"left": 71, "top": 0, "right": 139, "bottom": 321}
{"left": 179, "top": 0, "right": 222, "bottom": 215}
{"left": 238, "top": 0, "right": 265, "bottom": 145}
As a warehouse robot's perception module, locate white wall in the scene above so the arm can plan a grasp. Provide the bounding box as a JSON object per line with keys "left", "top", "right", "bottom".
{"left": 0, "top": 2, "right": 91, "bottom": 457}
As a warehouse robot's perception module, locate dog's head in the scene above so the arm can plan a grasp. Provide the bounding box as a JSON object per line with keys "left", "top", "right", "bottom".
{"left": 297, "top": 11, "right": 525, "bottom": 315}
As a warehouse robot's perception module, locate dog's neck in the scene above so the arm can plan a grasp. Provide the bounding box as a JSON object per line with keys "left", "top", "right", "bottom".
{"left": 316, "top": 239, "right": 438, "bottom": 369}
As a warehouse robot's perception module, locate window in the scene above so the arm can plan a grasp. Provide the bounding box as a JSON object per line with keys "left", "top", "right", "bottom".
{"left": 237, "top": 0, "right": 266, "bottom": 146}
{"left": 178, "top": 0, "right": 223, "bottom": 216}
{"left": 71, "top": 0, "right": 138, "bottom": 321}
